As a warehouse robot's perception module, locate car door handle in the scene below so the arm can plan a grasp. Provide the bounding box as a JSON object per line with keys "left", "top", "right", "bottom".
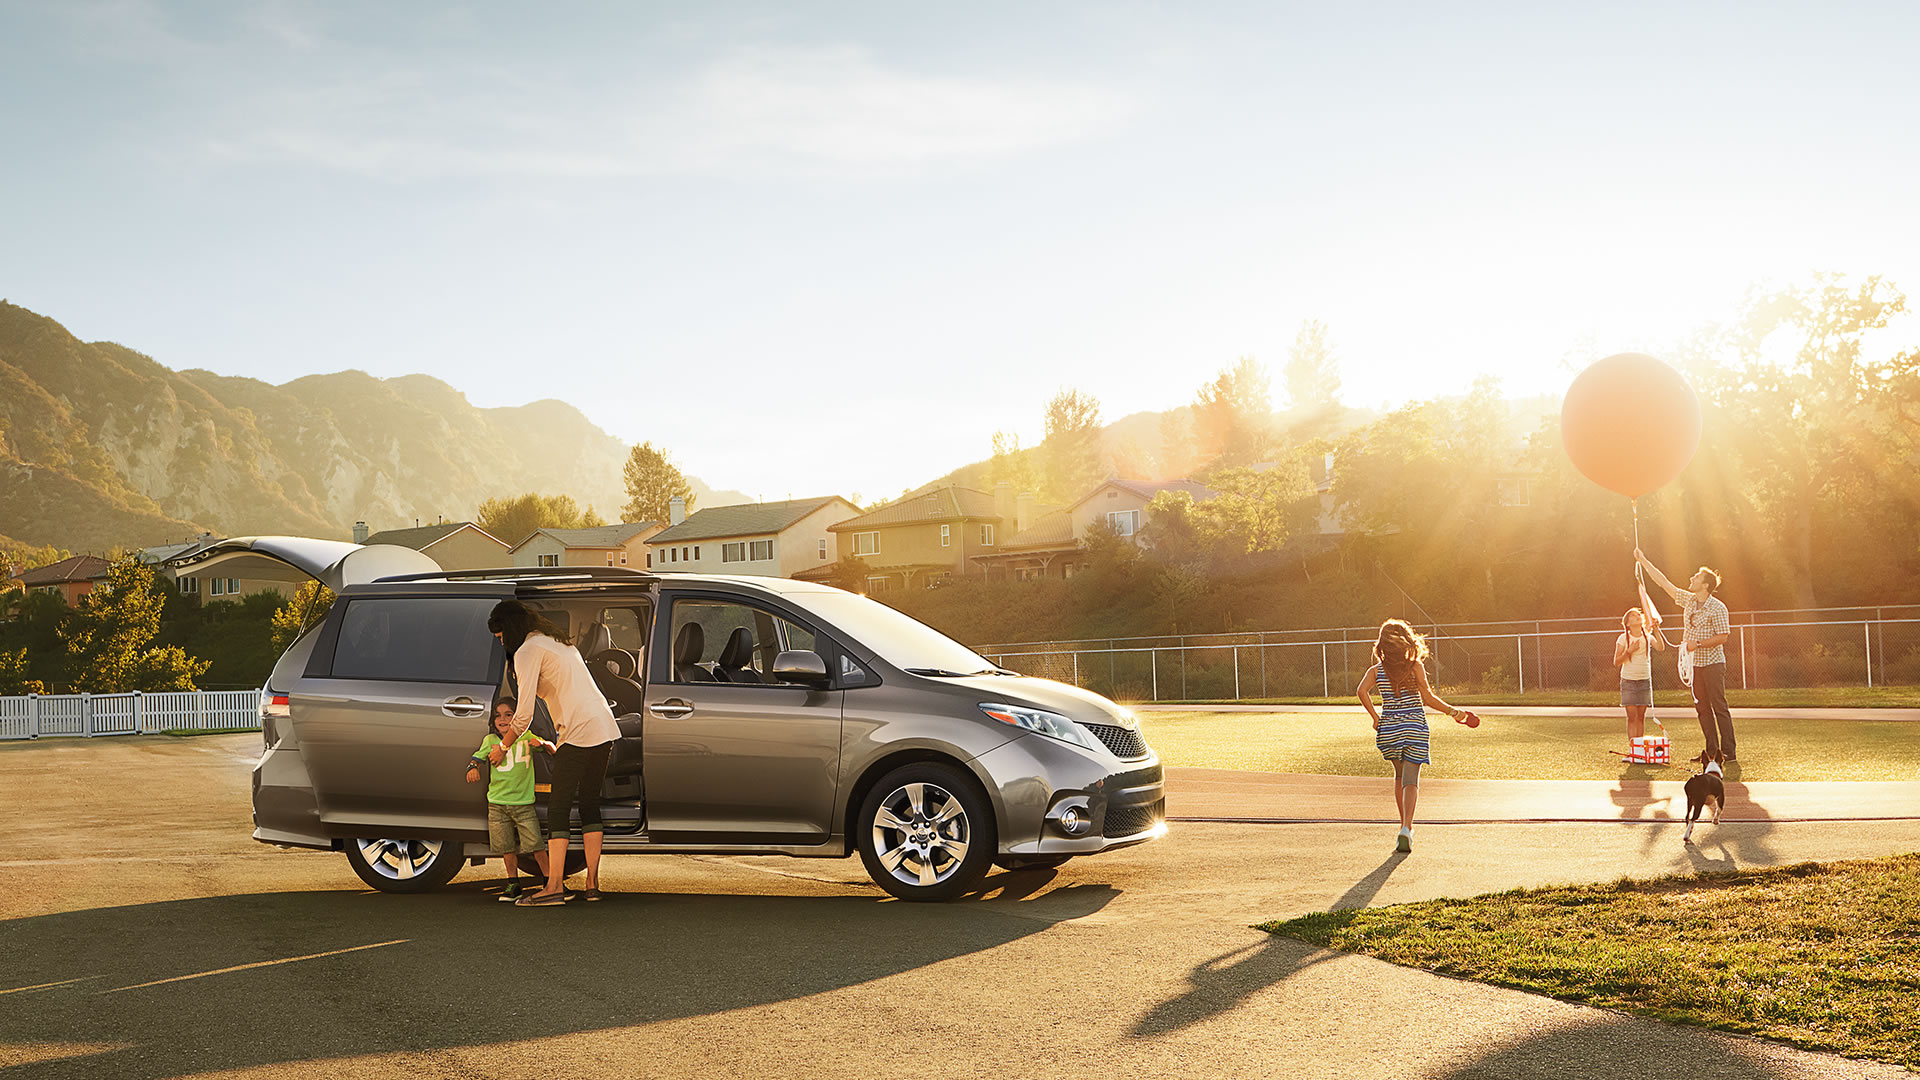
{"left": 648, "top": 699, "right": 693, "bottom": 720}
{"left": 442, "top": 696, "right": 488, "bottom": 718}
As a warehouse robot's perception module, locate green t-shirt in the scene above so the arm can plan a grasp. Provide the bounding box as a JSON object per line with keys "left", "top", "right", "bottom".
{"left": 471, "top": 731, "right": 549, "bottom": 806}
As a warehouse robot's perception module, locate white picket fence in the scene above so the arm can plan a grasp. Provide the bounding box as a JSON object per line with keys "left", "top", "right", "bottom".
{"left": 0, "top": 690, "right": 260, "bottom": 739}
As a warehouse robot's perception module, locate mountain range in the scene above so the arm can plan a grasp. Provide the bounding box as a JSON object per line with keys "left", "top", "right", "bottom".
{"left": 0, "top": 301, "right": 746, "bottom": 553}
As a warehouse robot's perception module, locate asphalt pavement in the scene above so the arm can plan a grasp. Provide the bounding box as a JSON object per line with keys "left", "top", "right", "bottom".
{"left": 3, "top": 734, "right": 1917, "bottom": 1079}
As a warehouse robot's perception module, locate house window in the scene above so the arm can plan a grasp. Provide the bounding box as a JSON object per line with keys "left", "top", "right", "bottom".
{"left": 606, "top": 553, "right": 615, "bottom": 566}
{"left": 865, "top": 575, "right": 890, "bottom": 594}
{"left": 750, "top": 540, "right": 774, "bottom": 561}
{"left": 670, "top": 549, "right": 677, "bottom": 563}
{"left": 178, "top": 576, "right": 198, "bottom": 595}
{"left": 818, "top": 539, "right": 828, "bottom": 560}
{"left": 940, "top": 524, "right": 950, "bottom": 548}
{"left": 979, "top": 525, "right": 995, "bottom": 546}
{"left": 694, "top": 546, "right": 700, "bottom": 560}
{"left": 619, "top": 551, "right": 627, "bottom": 565}
{"left": 1497, "top": 478, "right": 1531, "bottom": 507}
{"left": 538, "top": 554, "right": 560, "bottom": 567}
{"left": 646, "top": 553, "right": 652, "bottom": 568}
{"left": 723, "top": 542, "right": 746, "bottom": 563}
{"left": 209, "top": 578, "right": 225, "bottom": 596}
{"left": 1107, "top": 509, "right": 1140, "bottom": 537}
{"left": 852, "top": 532, "right": 879, "bottom": 556}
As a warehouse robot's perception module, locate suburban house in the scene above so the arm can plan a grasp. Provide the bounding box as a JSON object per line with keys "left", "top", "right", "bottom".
{"left": 7, "top": 554, "right": 113, "bottom": 605}
{"left": 356, "top": 521, "right": 510, "bottom": 571}
{"left": 970, "top": 478, "right": 1218, "bottom": 580}
{"left": 509, "top": 522, "right": 664, "bottom": 569}
{"left": 146, "top": 535, "right": 296, "bottom": 601}
{"left": 644, "top": 495, "right": 860, "bottom": 577}
{"left": 822, "top": 485, "right": 1007, "bottom": 593}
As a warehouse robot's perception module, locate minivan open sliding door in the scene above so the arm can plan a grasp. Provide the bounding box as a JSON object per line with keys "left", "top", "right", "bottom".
{"left": 290, "top": 589, "right": 509, "bottom": 843}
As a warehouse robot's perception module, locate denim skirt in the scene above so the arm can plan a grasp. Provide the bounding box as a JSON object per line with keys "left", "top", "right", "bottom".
{"left": 1620, "top": 677, "right": 1653, "bottom": 706}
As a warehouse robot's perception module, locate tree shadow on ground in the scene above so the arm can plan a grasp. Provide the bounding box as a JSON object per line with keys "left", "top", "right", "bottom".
{"left": 1432, "top": 1015, "right": 1844, "bottom": 1080}
{"left": 0, "top": 878, "right": 1115, "bottom": 1079}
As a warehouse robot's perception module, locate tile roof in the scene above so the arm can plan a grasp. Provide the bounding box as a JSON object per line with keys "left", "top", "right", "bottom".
{"left": 513, "top": 522, "right": 659, "bottom": 552}
{"left": 828, "top": 487, "right": 1000, "bottom": 532}
{"left": 648, "top": 497, "right": 855, "bottom": 544}
{"left": 12, "top": 554, "right": 114, "bottom": 585}
{"left": 997, "top": 508, "right": 1076, "bottom": 551}
{"left": 1067, "top": 478, "right": 1216, "bottom": 512}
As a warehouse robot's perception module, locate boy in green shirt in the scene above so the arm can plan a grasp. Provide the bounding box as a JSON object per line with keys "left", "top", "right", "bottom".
{"left": 467, "top": 697, "right": 556, "bottom": 901}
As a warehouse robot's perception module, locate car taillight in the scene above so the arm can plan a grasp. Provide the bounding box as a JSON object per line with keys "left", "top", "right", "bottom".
{"left": 260, "top": 690, "right": 290, "bottom": 720}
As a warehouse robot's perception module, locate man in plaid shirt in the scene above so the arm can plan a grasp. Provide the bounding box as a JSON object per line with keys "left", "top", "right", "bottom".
{"left": 1637, "top": 549, "right": 1735, "bottom": 762}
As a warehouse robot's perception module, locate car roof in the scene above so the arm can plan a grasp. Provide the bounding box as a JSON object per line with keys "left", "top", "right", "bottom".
{"left": 338, "top": 566, "right": 844, "bottom": 600}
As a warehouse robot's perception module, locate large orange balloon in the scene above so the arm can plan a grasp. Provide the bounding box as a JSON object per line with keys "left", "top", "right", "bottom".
{"left": 1560, "top": 352, "right": 1701, "bottom": 498}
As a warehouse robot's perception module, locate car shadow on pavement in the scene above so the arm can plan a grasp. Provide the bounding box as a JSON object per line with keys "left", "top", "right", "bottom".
{"left": 0, "top": 883, "right": 1116, "bottom": 1079}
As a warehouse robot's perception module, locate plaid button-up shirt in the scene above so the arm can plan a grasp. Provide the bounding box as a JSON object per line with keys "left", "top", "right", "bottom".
{"left": 1685, "top": 594, "right": 1730, "bottom": 666}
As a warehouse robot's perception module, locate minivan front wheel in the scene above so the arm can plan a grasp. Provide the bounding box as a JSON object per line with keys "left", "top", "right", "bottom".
{"left": 344, "top": 837, "right": 465, "bottom": 893}
{"left": 857, "top": 764, "right": 996, "bottom": 902}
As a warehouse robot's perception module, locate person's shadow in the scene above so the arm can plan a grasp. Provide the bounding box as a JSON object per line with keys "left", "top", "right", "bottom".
{"left": 1132, "top": 854, "right": 1405, "bottom": 1038}
{"left": 0, "top": 879, "right": 1116, "bottom": 1079}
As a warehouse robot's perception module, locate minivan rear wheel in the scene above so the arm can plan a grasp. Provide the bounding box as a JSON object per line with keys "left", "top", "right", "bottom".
{"left": 344, "top": 837, "right": 465, "bottom": 893}
{"left": 857, "top": 764, "right": 996, "bottom": 902}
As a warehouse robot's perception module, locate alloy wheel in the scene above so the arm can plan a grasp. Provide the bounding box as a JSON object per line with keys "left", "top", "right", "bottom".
{"left": 870, "top": 781, "right": 972, "bottom": 889}
{"left": 352, "top": 838, "right": 447, "bottom": 882}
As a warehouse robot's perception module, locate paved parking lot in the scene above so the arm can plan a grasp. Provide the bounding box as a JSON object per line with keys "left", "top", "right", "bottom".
{"left": 4, "top": 734, "right": 1917, "bottom": 1079}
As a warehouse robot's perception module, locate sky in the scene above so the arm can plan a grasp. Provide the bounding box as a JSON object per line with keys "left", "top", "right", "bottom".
{"left": 4, "top": 1, "right": 1919, "bottom": 503}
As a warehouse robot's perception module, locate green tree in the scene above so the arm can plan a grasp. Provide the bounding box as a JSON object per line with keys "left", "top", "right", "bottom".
{"left": 1041, "top": 388, "right": 1103, "bottom": 501}
{"left": 477, "top": 492, "right": 608, "bottom": 547}
{"left": 988, "top": 429, "right": 1038, "bottom": 495}
{"left": 1193, "top": 356, "right": 1273, "bottom": 467}
{"left": 0, "top": 647, "right": 42, "bottom": 694}
{"left": 620, "top": 441, "right": 695, "bottom": 525}
{"left": 1678, "top": 274, "right": 1916, "bottom": 607}
{"left": 57, "top": 560, "right": 209, "bottom": 692}
{"left": 270, "top": 581, "right": 336, "bottom": 651}
{"left": 1284, "top": 320, "right": 1342, "bottom": 410}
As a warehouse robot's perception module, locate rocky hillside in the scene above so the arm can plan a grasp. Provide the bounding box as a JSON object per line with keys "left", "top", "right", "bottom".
{"left": 0, "top": 302, "right": 741, "bottom": 552}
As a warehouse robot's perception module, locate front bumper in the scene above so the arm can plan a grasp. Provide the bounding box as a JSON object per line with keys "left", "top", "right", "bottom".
{"left": 974, "top": 736, "right": 1167, "bottom": 857}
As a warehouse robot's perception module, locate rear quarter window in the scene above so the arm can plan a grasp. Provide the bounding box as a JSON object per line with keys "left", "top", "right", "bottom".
{"left": 328, "top": 597, "right": 499, "bottom": 683}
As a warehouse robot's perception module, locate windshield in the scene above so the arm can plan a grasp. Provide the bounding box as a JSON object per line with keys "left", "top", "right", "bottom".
{"left": 784, "top": 592, "right": 994, "bottom": 674}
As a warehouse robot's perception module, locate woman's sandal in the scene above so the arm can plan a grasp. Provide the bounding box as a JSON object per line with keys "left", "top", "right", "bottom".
{"left": 582, "top": 888, "right": 602, "bottom": 902}
{"left": 514, "top": 890, "right": 568, "bottom": 906}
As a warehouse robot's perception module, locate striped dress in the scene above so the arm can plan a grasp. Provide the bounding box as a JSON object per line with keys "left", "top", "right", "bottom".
{"left": 1375, "top": 667, "right": 1431, "bottom": 764}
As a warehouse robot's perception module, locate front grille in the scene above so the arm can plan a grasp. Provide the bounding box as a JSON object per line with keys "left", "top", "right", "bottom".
{"left": 1106, "top": 763, "right": 1163, "bottom": 790}
{"left": 1079, "top": 721, "right": 1149, "bottom": 759}
{"left": 1103, "top": 798, "right": 1165, "bottom": 838}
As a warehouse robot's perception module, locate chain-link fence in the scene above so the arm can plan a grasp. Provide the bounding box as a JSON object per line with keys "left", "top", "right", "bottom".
{"left": 978, "top": 607, "right": 1920, "bottom": 700}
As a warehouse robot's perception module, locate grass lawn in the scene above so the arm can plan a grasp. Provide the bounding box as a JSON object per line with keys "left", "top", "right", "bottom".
{"left": 1162, "top": 686, "right": 1920, "bottom": 708}
{"left": 1140, "top": 711, "right": 1920, "bottom": 781}
{"left": 1260, "top": 855, "right": 1920, "bottom": 1069}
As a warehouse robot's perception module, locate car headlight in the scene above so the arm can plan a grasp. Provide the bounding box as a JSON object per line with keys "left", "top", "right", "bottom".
{"left": 979, "top": 702, "right": 1105, "bottom": 754}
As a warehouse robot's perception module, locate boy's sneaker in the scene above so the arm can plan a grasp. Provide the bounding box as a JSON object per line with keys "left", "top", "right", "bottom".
{"left": 498, "top": 882, "right": 524, "bottom": 902}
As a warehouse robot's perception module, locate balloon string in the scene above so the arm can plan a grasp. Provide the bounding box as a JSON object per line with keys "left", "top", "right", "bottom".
{"left": 1633, "top": 498, "right": 1684, "bottom": 648}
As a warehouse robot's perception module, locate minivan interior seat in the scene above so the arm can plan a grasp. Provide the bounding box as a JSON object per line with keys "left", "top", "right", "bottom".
{"left": 715, "top": 627, "right": 763, "bottom": 683}
{"left": 673, "top": 623, "right": 716, "bottom": 682}
{"left": 577, "top": 622, "right": 644, "bottom": 715}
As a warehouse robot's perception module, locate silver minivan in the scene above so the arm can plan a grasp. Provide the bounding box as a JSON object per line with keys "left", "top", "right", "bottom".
{"left": 187, "top": 537, "right": 1166, "bottom": 901}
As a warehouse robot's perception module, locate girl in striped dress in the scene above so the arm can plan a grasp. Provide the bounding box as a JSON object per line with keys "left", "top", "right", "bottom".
{"left": 1357, "top": 619, "right": 1471, "bottom": 853}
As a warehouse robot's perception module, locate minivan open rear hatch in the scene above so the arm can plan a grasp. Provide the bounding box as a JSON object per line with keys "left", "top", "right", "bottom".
{"left": 169, "top": 536, "right": 442, "bottom": 591}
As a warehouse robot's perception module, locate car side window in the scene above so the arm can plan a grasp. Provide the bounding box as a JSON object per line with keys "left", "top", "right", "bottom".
{"left": 666, "top": 597, "right": 831, "bottom": 687}
{"left": 329, "top": 597, "right": 499, "bottom": 683}
{"left": 600, "top": 606, "right": 648, "bottom": 655}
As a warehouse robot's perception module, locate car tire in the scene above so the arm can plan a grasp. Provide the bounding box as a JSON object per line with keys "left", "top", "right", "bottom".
{"left": 994, "top": 854, "right": 1073, "bottom": 871}
{"left": 344, "top": 837, "right": 466, "bottom": 893}
{"left": 857, "top": 763, "right": 996, "bottom": 902}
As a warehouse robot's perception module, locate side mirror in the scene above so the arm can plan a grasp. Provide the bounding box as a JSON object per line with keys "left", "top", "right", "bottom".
{"left": 771, "top": 650, "right": 830, "bottom": 688}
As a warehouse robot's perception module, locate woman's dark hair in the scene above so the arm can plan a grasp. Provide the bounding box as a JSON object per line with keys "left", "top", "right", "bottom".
{"left": 1374, "top": 618, "right": 1429, "bottom": 696}
{"left": 488, "top": 600, "right": 570, "bottom": 656}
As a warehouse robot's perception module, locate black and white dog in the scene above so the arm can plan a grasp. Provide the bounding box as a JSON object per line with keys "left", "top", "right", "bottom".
{"left": 1682, "top": 760, "right": 1725, "bottom": 844}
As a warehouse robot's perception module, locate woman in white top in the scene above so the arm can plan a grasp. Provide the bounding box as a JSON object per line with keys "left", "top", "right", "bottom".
{"left": 488, "top": 600, "right": 621, "bottom": 906}
{"left": 1612, "top": 606, "right": 1666, "bottom": 740}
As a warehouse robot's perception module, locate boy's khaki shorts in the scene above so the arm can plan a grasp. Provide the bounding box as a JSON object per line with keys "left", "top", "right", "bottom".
{"left": 488, "top": 803, "right": 542, "bottom": 854}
